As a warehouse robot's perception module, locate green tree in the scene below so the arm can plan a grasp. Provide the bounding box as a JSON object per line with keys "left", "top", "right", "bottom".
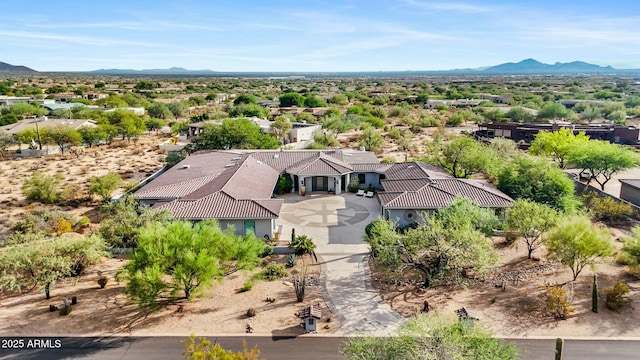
{"left": 107, "top": 110, "right": 146, "bottom": 141}
{"left": 98, "top": 195, "right": 172, "bottom": 248}
{"left": 569, "top": 140, "right": 639, "bottom": 190}
{"left": 274, "top": 174, "right": 293, "bottom": 195}
{"left": 607, "top": 110, "right": 627, "bottom": 124}
{"left": 22, "top": 172, "right": 63, "bottom": 204}
{"left": 0, "top": 235, "right": 106, "bottom": 299}
{"left": 182, "top": 334, "right": 262, "bottom": 360}
{"left": 427, "top": 136, "right": 497, "bottom": 178}
{"left": 0, "top": 113, "right": 18, "bottom": 126}
{"left": 497, "top": 156, "right": 577, "bottom": 212}
{"left": 529, "top": 128, "right": 590, "bottom": 169}
{"left": 41, "top": 125, "right": 82, "bottom": 154}
{"left": 145, "top": 118, "right": 165, "bottom": 133}
{"left": 367, "top": 198, "right": 498, "bottom": 288}
{"left": 228, "top": 103, "right": 268, "bottom": 118}
{"left": 547, "top": 215, "right": 615, "bottom": 281}
{"left": 166, "top": 152, "right": 186, "bottom": 168}
{"left": 537, "top": 102, "right": 576, "bottom": 120}
{"left": 97, "top": 94, "right": 128, "bottom": 108}
{"left": 9, "top": 102, "right": 46, "bottom": 119}
{"left": 147, "top": 102, "right": 174, "bottom": 119}
{"left": 358, "top": 126, "right": 384, "bottom": 152}
{"left": 188, "top": 118, "right": 278, "bottom": 152}
{"left": 78, "top": 126, "right": 107, "bottom": 147}
{"left": 504, "top": 106, "right": 535, "bottom": 123}
{"left": 279, "top": 92, "right": 304, "bottom": 107}
{"left": 98, "top": 123, "right": 118, "bottom": 144}
{"left": 342, "top": 313, "right": 520, "bottom": 360}
{"left": 88, "top": 173, "right": 122, "bottom": 202}
{"left": 15, "top": 128, "right": 38, "bottom": 149}
{"left": 120, "top": 220, "right": 266, "bottom": 306}
{"left": 270, "top": 115, "right": 292, "bottom": 144}
{"left": 506, "top": 199, "right": 558, "bottom": 259}
{"left": 0, "top": 132, "right": 16, "bottom": 157}
{"left": 233, "top": 94, "right": 257, "bottom": 105}
{"left": 168, "top": 101, "right": 190, "bottom": 118}
{"left": 303, "top": 94, "right": 327, "bottom": 108}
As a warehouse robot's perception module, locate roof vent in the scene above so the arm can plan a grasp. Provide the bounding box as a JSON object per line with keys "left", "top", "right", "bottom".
{"left": 407, "top": 165, "right": 414, "bottom": 169}
{"left": 359, "top": 146, "right": 366, "bottom": 152}
{"left": 225, "top": 163, "right": 236, "bottom": 168}
{"left": 231, "top": 157, "right": 242, "bottom": 160}
{"left": 180, "top": 164, "right": 190, "bottom": 170}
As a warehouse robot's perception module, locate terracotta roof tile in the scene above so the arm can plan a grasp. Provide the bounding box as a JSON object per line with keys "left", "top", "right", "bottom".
{"left": 159, "top": 192, "right": 282, "bottom": 219}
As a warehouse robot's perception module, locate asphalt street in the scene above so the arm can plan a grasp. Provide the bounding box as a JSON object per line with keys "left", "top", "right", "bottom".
{"left": 1, "top": 336, "right": 640, "bottom": 360}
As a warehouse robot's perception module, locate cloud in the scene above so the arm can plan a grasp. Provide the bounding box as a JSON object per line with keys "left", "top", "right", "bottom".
{"left": 25, "top": 21, "right": 221, "bottom": 32}
{"left": 403, "top": 0, "right": 494, "bottom": 13}
{"left": 0, "top": 30, "right": 162, "bottom": 47}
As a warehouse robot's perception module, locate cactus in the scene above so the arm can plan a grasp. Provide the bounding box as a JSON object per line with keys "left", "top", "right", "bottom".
{"left": 286, "top": 254, "right": 297, "bottom": 268}
{"left": 592, "top": 274, "right": 598, "bottom": 313}
{"left": 291, "top": 228, "right": 296, "bottom": 243}
{"left": 294, "top": 266, "right": 307, "bottom": 302}
{"left": 555, "top": 338, "right": 564, "bottom": 360}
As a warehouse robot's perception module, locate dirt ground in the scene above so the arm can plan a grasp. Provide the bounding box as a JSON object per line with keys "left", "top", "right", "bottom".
{"left": 370, "top": 225, "right": 640, "bottom": 338}
{"left": 0, "top": 254, "right": 333, "bottom": 337}
{"left": 0, "top": 135, "right": 167, "bottom": 237}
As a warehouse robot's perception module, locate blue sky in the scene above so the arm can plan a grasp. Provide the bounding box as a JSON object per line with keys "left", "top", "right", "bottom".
{"left": 2, "top": 0, "right": 640, "bottom": 72}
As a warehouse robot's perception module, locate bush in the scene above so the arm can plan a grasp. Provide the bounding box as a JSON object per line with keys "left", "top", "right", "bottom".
{"left": 246, "top": 307, "right": 256, "bottom": 317}
{"left": 88, "top": 173, "right": 122, "bottom": 202}
{"left": 12, "top": 209, "right": 78, "bottom": 236}
{"left": 289, "top": 235, "right": 316, "bottom": 256}
{"left": 275, "top": 175, "right": 293, "bottom": 195}
{"left": 239, "top": 281, "right": 253, "bottom": 292}
{"left": 582, "top": 192, "right": 633, "bottom": 222}
{"left": 22, "top": 172, "right": 63, "bottom": 204}
{"left": 258, "top": 263, "right": 288, "bottom": 281}
{"left": 286, "top": 254, "right": 297, "bottom": 268}
{"left": 545, "top": 286, "right": 574, "bottom": 319}
{"left": 166, "top": 152, "right": 185, "bottom": 168}
{"left": 347, "top": 178, "right": 360, "bottom": 193}
{"left": 605, "top": 282, "right": 630, "bottom": 312}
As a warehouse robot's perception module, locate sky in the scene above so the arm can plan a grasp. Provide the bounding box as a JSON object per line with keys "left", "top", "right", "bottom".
{"left": 2, "top": 0, "right": 640, "bottom": 72}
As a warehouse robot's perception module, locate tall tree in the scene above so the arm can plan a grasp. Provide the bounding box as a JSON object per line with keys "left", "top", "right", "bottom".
{"left": 270, "top": 115, "right": 292, "bottom": 144}
{"left": 121, "top": 220, "right": 266, "bottom": 307}
{"left": 427, "top": 136, "right": 497, "bottom": 178}
{"left": 537, "top": 102, "right": 576, "bottom": 120}
{"left": 569, "top": 140, "right": 639, "bottom": 190}
{"left": 188, "top": 118, "right": 278, "bottom": 152}
{"left": 279, "top": 92, "right": 305, "bottom": 107}
{"left": 342, "top": 313, "right": 520, "bottom": 360}
{"left": 78, "top": 126, "right": 107, "bottom": 147}
{"left": 529, "top": 128, "right": 590, "bottom": 169}
{"left": 366, "top": 198, "right": 499, "bottom": 288}
{"left": 506, "top": 199, "right": 558, "bottom": 259}
{"left": 547, "top": 215, "right": 615, "bottom": 281}
{"left": 497, "top": 156, "right": 577, "bottom": 212}
{"left": 358, "top": 126, "right": 384, "bottom": 152}
{"left": 41, "top": 125, "right": 82, "bottom": 154}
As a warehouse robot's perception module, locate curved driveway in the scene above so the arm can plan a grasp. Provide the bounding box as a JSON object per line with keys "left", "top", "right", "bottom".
{"left": 278, "top": 193, "right": 404, "bottom": 335}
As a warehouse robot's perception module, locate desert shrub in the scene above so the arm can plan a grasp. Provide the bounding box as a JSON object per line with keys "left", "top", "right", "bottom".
{"left": 88, "top": 173, "right": 122, "bottom": 202}
{"left": 165, "top": 152, "right": 185, "bottom": 168}
{"left": 246, "top": 308, "right": 256, "bottom": 317}
{"left": 22, "top": 172, "right": 63, "bottom": 204}
{"left": 605, "top": 281, "right": 631, "bottom": 312}
{"left": 348, "top": 178, "right": 360, "bottom": 193}
{"left": 545, "top": 286, "right": 574, "bottom": 319}
{"left": 239, "top": 281, "right": 253, "bottom": 292}
{"left": 181, "top": 334, "right": 262, "bottom": 360}
{"left": 275, "top": 175, "right": 293, "bottom": 195}
{"left": 286, "top": 254, "right": 297, "bottom": 268}
{"left": 387, "top": 127, "right": 401, "bottom": 140}
{"left": 12, "top": 209, "right": 77, "bottom": 236}
{"left": 617, "top": 227, "right": 640, "bottom": 279}
{"left": 389, "top": 106, "right": 409, "bottom": 117}
{"left": 258, "top": 263, "right": 288, "bottom": 281}
{"left": 582, "top": 192, "right": 633, "bottom": 222}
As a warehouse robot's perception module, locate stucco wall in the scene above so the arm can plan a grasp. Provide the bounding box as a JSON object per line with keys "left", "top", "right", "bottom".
{"left": 385, "top": 209, "right": 431, "bottom": 228}
{"left": 219, "top": 219, "right": 274, "bottom": 239}
{"left": 352, "top": 172, "right": 384, "bottom": 190}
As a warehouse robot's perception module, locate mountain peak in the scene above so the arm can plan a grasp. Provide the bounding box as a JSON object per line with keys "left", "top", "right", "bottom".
{"left": 0, "top": 61, "right": 37, "bottom": 72}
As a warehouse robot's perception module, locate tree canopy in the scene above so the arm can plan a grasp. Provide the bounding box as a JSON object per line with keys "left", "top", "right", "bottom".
{"left": 41, "top": 125, "right": 82, "bottom": 154}
{"left": 529, "top": 128, "right": 590, "bottom": 169}
{"left": 367, "top": 198, "right": 499, "bottom": 288}
{"left": 279, "top": 92, "right": 305, "bottom": 107}
{"left": 497, "top": 156, "right": 577, "bottom": 212}
{"left": 120, "top": 220, "right": 266, "bottom": 307}
{"left": 188, "top": 118, "right": 279, "bottom": 152}
{"left": 506, "top": 199, "right": 558, "bottom": 259}
{"left": 342, "top": 313, "right": 520, "bottom": 360}
{"left": 569, "top": 140, "right": 639, "bottom": 190}
{"left": 546, "top": 215, "right": 615, "bottom": 280}
{"left": 426, "top": 136, "right": 497, "bottom": 178}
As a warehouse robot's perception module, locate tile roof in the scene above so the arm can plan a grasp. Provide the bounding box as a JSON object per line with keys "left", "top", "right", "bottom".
{"left": 135, "top": 175, "right": 219, "bottom": 199}
{"left": 287, "top": 153, "right": 353, "bottom": 175}
{"left": 298, "top": 305, "right": 322, "bottom": 319}
{"left": 378, "top": 163, "right": 513, "bottom": 210}
{"left": 158, "top": 192, "right": 283, "bottom": 219}
{"left": 352, "top": 163, "right": 391, "bottom": 172}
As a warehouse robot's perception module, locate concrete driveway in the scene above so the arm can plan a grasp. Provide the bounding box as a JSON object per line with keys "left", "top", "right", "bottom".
{"left": 277, "top": 193, "right": 404, "bottom": 334}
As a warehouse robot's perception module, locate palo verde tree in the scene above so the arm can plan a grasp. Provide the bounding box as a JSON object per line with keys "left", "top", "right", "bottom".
{"left": 426, "top": 135, "right": 498, "bottom": 178}
{"left": 506, "top": 199, "right": 558, "bottom": 259}
{"left": 270, "top": 115, "right": 292, "bottom": 144}
{"left": 88, "top": 173, "right": 122, "bottom": 202}
{"left": 497, "top": 155, "right": 578, "bottom": 212}
{"left": 41, "top": 125, "right": 82, "bottom": 154}
{"left": 569, "top": 140, "right": 639, "bottom": 190}
{"left": 358, "top": 125, "right": 384, "bottom": 152}
{"left": 546, "top": 215, "right": 615, "bottom": 281}
{"left": 120, "top": 220, "right": 266, "bottom": 307}
{"left": 366, "top": 197, "right": 499, "bottom": 288}
{"left": 22, "top": 172, "right": 64, "bottom": 204}
{"left": 0, "top": 235, "right": 106, "bottom": 299}
{"left": 342, "top": 312, "right": 520, "bottom": 360}
{"left": 529, "top": 128, "right": 590, "bottom": 169}
{"left": 187, "top": 118, "right": 279, "bottom": 152}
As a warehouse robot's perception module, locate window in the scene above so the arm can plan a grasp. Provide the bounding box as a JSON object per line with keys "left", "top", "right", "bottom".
{"left": 379, "top": 174, "right": 385, "bottom": 185}
{"left": 243, "top": 220, "right": 255, "bottom": 235}
{"left": 308, "top": 318, "right": 315, "bottom": 325}
{"left": 358, "top": 173, "right": 366, "bottom": 185}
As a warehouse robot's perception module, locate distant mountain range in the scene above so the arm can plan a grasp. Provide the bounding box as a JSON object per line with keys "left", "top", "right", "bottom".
{"left": 0, "top": 61, "right": 37, "bottom": 73}
{"left": 2, "top": 59, "right": 640, "bottom": 75}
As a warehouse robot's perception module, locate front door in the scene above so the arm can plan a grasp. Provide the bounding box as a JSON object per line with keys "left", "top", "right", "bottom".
{"left": 312, "top": 176, "right": 328, "bottom": 191}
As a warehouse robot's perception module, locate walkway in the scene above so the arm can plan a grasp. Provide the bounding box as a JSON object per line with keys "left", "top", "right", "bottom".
{"left": 278, "top": 193, "right": 404, "bottom": 335}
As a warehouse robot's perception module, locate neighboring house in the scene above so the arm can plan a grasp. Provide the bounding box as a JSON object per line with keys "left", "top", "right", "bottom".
{"left": 0, "top": 96, "right": 55, "bottom": 106}
{"left": 424, "top": 99, "right": 483, "bottom": 109}
{"left": 475, "top": 122, "right": 640, "bottom": 146}
{"left": 619, "top": 179, "right": 640, "bottom": 207}
{"left": 299, "top": 305, "right": 322, "bottom": 333}
{"left": 134, "top": 150, "right": 514, "bottom": 236}
{"left": 104, "top": 107, "right": 145, "bottom": 116}
{"left": 0, "top": 117, "right": 96, "bottom": 136}
{"left": 377, "top": 162, "right": 514, "bottom": 227}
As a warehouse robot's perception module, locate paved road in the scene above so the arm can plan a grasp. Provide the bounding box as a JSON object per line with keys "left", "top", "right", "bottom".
{"left": 2, "top": 336, "right": 640, "bottom": 360}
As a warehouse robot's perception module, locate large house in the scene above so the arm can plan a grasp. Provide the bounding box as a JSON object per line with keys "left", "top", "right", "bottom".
{"left": 134, "top": 150, "right": 513, "bottom": 238}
